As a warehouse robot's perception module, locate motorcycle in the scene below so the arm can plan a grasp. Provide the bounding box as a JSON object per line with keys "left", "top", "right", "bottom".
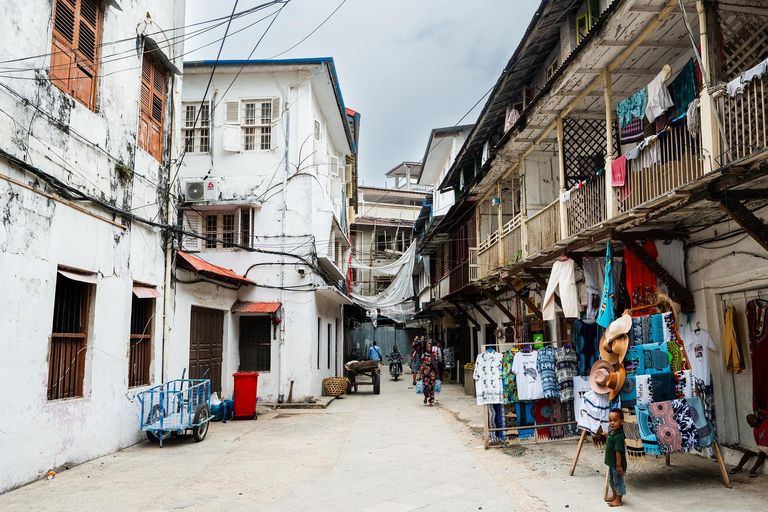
{"left": 388, "top": 353, "right": 403, "bottom": 381}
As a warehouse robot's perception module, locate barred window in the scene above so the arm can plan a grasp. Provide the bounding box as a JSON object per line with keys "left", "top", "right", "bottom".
{"left": 129, "top": 294, "right": 153, "bottom": 387}
{"left": 242, "top": 100, "right": 272, "bottom": 150}
{"left": 205, "top": 214, "right": 218, "bottom": 249}
{"left": 239, "top": 316, "right": 271, "bottom": 372}
{"left": 183, "top": 102, "right": 210, "bottom": 153}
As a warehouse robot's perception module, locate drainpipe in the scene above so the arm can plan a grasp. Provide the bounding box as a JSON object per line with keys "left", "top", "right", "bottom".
{"left": 277, "top": 92, "right": 291, "bottom": 403}
{"left": 161, "top": 74, "right": 178, "bottom": 384}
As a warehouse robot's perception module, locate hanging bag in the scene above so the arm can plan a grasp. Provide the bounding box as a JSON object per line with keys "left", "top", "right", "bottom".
{"left": 435, "top": 379, "right": 442, "bottom": 394}
{"left": 416, "top": 380, "right": 424, "bottom": 394}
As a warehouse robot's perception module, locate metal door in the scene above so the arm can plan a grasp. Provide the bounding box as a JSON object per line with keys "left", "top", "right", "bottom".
{"left": 189, "top": 306, "right": 224, "bottom": 394}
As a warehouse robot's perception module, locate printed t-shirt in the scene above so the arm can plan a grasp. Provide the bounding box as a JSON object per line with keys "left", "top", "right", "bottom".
{"left": 536, "top": 346, "right": 559, "bottom": 399}
{"left": 512, "top": 351, "right": 544, "bottom": 401}
{"left": 680, "top": 324, "right": 716, "bottom": 385}
{"left": 473, "top": 351, "right": 503, "bottom": 406}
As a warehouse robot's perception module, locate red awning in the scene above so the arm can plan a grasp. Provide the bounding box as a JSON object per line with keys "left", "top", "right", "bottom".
{"left": 231, "top": 300, "right": 281, "bottom": 314}
{"left": 133, "top": 286, "right": 162, "bottom": 299}
{"left": 176, "top": 251, "right": 256, "bottom": 286}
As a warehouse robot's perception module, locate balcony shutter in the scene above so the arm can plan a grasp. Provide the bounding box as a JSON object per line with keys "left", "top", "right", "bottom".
{"left": 270, "top": 97, "right": 281, "bottom": 150}
{"left": 182, "top": 211, "right": 202, "bottom": 252}
{"left": 223, "top": 101, "right": 240, "bottom": 152}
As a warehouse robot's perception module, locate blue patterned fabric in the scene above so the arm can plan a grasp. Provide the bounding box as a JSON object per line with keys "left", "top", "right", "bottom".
{"left": 617, "top": 87, "right": 648, "bottom": 128}
{"left": 597, "top": 241, "right": 615, "bottom": 328}
{"left": 624, "top": 346, "right": 644, "bottom": 376}
{"left": 619, "top": 375, "right": 637, "bottom": 407}
{"left": 635, "top": 404, "right": 661, "bottom": 455}
{"left": 649, "top": 314, "right": 665, "bottom": 344}
{"left": 573, "top": 320, "right": 605, "bottom": 376}
{"left": 685, "top": 396, "right": 715, "bottom": 449}
{"left": 640, "top": 341, "right": 671, "bottom": 374}
{"left": 537, "top": 346, "right": 560, "bottom": 399}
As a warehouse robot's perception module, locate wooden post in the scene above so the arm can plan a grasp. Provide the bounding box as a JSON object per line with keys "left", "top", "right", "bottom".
{"left": 519, "top": 155, "right": 529, "bottom": 258}
{"left": 665, "top": 453, "right": 671, "bottom": 467}
{"left": 557, "top": 117, "right": 568, "bottom": 240}
{"left": 603, "top": 69, "right": 617, "bottom": 219}
{"left": 497, "top": 181, "right": 505, "bottom": 267}
{"left": 604, "top": 470, "right": 611, "bottom": 501}
{"left": 484, "top": 404, "right": 490, "bottom": 450}
{"left": 712, "top": 441, "right": 732, "bottom": 488}
{"left": 570, "top": 430, "right": 588, "bottom": 476}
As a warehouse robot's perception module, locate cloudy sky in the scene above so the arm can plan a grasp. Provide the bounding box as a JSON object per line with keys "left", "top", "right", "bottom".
{"left": 185, "top": 0, "right": 538, "bottom": 187}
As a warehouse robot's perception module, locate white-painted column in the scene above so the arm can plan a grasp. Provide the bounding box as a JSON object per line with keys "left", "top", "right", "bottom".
{"left": 697, "top": 0, "right": 721, "bottom": 173}
{"left": 497, "top": 181, "right": 504, "bottom": 267}
{"left": 557, "top": 117, "right": 568, "bottom": 240}
{"left": 520, "top": 155, "right": 529, "bottom": 258}
{"left": 603, "top": 69, "right": 617, "bottom": 219}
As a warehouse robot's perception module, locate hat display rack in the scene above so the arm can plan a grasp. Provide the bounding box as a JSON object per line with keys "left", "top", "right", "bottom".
{"left": 568, "top": 294, "right": 731, "bottom": 488}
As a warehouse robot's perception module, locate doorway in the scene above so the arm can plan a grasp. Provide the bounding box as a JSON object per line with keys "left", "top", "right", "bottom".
{"left": 189, "top": 306, "right": 224, "bottom": 394}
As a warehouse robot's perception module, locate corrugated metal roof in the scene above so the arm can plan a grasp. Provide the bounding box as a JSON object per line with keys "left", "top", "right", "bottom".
{"left": 231, "top": 300, "right": 280, "bottom": 314}
{"left": 176, "top": 251, "right": 256, "bottom": 286}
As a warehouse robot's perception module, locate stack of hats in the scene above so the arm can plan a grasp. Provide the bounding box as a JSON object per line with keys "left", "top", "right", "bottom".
{"left": 589, "top": 313, "right": 631, "bottom": 400}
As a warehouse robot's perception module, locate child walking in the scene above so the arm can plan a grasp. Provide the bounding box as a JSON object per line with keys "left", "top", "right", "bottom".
{"left": 604, "top": 408, "right": 626, "bottom": 507}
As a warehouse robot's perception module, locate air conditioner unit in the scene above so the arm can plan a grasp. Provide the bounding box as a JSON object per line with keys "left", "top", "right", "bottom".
{"left": 183, "top": 179, "right": 218, "bottom": 202}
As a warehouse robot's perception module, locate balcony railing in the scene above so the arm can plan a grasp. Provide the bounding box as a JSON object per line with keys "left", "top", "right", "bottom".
{"left": 526, "top": 200, "right": 560, "bottom": 255}
{"left": 501, "top": 213, "right": 523, "bottom": 265}
{"left": 432, "top": 275, "right": 450, "bottom": 301}
{"left": 616, "top": 116, "right": 704, "bottom": 212}
{"left": 719, "top": 73, "right": 768, "bottom": 163}
{"left": 565, "top": 172, "right": 606, "bottom": 237}
{"left": 468, "top": 247, "right": 479, "bottom": 282}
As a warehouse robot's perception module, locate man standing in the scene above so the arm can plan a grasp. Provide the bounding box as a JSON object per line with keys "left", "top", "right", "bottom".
{"left": 368, "top": 341, "right": 384, "bottom": 371}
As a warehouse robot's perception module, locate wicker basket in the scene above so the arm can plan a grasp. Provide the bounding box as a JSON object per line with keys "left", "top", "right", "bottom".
{"left": 323, "top": 377, "right": 349, "bottom": 397}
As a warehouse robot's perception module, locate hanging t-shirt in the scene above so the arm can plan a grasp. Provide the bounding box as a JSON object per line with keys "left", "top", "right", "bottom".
{"left": 512, "top": 351, "right": 544, "bottom": 401}
{"left": 582, "top": 258, "right": 605, "bottom": 320}
{"left": 501, "top": 351, "right": 517, "bottom": 404}
{"left": 555, "top": 346, "right": 578, "bottom": 401}
{"left": 473, "top": 351, "right": 503, "bottom": 406}
{"left": 680, "top": 324, "right": 716, "bottom": 387}
{"left": 536, "top": 346, "right": 560, "bottom": 399}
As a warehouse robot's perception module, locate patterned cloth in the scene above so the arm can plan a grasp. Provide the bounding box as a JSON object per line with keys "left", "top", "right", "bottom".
{"left": 624, "top": 346, "right": 644, "bottom": 376}
{"left": 623, "top": 420, "right": 646, "bottom": 461}
{"left": 487, "top": 404, "right": 506, "bottom": 442}
{"left": 663, "top": 311, "right": 690, "bottom": 371}
{"left": 554, "top": 347, "right": 578, "bottom": 401}
{"left": 537, "top": 346, "right": 560, "bottom": 399}
{"left": 650, "top": 372, "right": 676, "bottom": 402}
{"left": 473, "top": 351, "right": 503, "bottom": 405}
{"left": 671, "top": 399, "right": 698, "bottom": 453}
{"left": 577, "top": 390, "right": 612, "bottom": 435}
{"left": 421, "top": 353, "right": 438, "bottom": 404}
{"left": 636, "top": 404, "right": 661, "bottom": 455}
{"left": 573, "top": 320, "right": 605, "bottom": 376}
{"left": 562, "top": 400, "right": 578, "bottom": 438}
{"left": 635, "top": 374, "right": 652, "bottom": 405}
{"left": 648, "top": 401, "right": 683, "bottom": 454}
{"left": 501, "top": 351, "right": 518, "bottom": 404}
{"left": 650, "top": 314, "right": 665, "bottom": 344}
{"left": 674, "top": 370, "right": 694, "bottom": 399}
{"left": 617, "top": 87, "right": 647, "bottom": 128}
{"left": 631, "top": 316, "right": 652, "bottom": 346}
{"left": 619, "top": 376, "right": 637, "bottom": 407}
{"left": 640, "top": 341, "right": 671, "bottom": 374}
{"left": 550, "top": 398, "right": 564, "bottom": 439}
{"left": 597, "top": 241, "right": 616, "bottom": 328}
{"left": 685, "top": 396, "right": 715, "bottom": 450}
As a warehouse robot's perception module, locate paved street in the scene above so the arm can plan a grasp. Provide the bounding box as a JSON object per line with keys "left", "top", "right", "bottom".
{"left": 2, "top": 375, "right": 768, "bottom": 511}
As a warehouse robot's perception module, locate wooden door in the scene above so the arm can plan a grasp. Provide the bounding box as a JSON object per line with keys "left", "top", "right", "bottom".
{"left": 189, "top": 306, "right": 224, "bottom": 394}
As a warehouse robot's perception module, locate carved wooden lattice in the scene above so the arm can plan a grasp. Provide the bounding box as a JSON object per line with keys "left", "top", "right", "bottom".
{"left": 562, "top": 118, "right": 619, "bottom": 188}
{"left": 718, "top": 9, "right": 768, "bottom": 82}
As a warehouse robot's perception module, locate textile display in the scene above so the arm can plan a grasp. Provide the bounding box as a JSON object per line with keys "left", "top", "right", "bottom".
{"left": 577, "top": 389, "right": 612, "bottom": 435}
{"left": 747, "top": 300, "right": 768, "bottom": 412}
{"left": 686, "top": 396, "right": 715, "bottom": 449}
{"left": 611, "top": 155, "right": 627, "bottom": 187}
{"left": 663, "top": 311, "right": 690, "bottom": 371}
{"left": 625, "top": 240, "right": 659, "bottom": 308}
{"left": 597, "top": 241, "right": 616, "bottom": 328}
{"left": 512, "top": 351, "right": 545, "bottom": 400}
{"left": 487, "top": 404, "right": 506, "bottom": 442}
{"left": 619, "top": 374, "right": 637, "bottom": 407}
{"left": 654, "top": 239, "right": 686, "bottom": 294}
{"left": 680, "top": 324, "right": 716, "bottom": 387}
{"left": 617, "top": 87, "right": 647, "bottom": 128}
{"left": 647, "top": 401, "right": 684, "bottom": 454}
{"left": 645, "top": 66, "right": 675, "bottom": 122}
{"left": 650, "top": 372, "right": 676, "bottom": 402}
{"left": 542, "top": 258, "right": 580, "bottom": 321}
{"left": 535, "top": 399, "right": 553, "bottom": 439}
{"left": 473, "top": 351, "right": 504, "bottom": 405}
{"left": 674, "top": 370, "right": 695, "bottom": 399}
{"left": 550, "top": 398, "right": 564, "bottom": 439}
{"left": 536, "top": 346, "right": 560, "bottom": 399}
{"left": 649, "top": 314, "right": 665, "bottom": 345}
{"left": 631, "top": 316, "right": 651, "bottom": 346}
{"left": 621, "top": 117, "right": 644, "bottom": 144}
{"left": 623, "top": 419, "right": 646, "bottom": 461}
{"left": 562, "top": 400, "right": 578, "bottom": 438}
{"left": 573, "top": 376, "right": 592, "bottom": 418}
{"left": 555, "top": 346, "right": 578, "bottom": 401}
{"left": 573, "top": 319, "right": 605, "bottom": 375}
{"left": 724, "top": 305, "right": 746, "bottom": 373}
{"left": 624, "top": 345, "right": 644, "bottom": 375}
{"left": 501, "top": 351, "right": 518, "bottom": 404}
{"left": 516, "top": 401, "right": 536, "bottom": 440}
{"left": 640, "top": 341, "right": 671, "bottom": 374}
{"left": 669, "top": 58, "right": 697, "bottom": 117}
{"left": 582, "top": 258, "right": 605, "bottom": 320}
{"left": 635, "top": 404, "right": 661, "bottom": 455}
{"left": 635, "top": 375, "right": 652, "bottom": 405}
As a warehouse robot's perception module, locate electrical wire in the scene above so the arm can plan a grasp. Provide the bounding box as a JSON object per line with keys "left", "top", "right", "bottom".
{"left": 266, "top": 0, "right": 348, "bottom": 59}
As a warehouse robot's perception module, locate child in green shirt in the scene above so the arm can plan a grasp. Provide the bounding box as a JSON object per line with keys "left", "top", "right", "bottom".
{"left": 604, "top": 408, "right": 626, "bottom": 507}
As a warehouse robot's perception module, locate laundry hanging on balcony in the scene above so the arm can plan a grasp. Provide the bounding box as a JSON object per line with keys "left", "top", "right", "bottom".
{"left": 726, "top": 57, "right": 768, "bottom": 97}
{"left": 349, "top": 243, "right": 417, "bottom": 323}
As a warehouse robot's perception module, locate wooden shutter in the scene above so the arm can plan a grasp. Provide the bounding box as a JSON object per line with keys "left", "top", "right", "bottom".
{"left": 223, "top": 101, "right": 240, "bottom": 152}
{"left": 138, "top": 53, "right": 165, "bottom": 161}
{"left": 270, "top": 97, "right": 280, "bottom": 150}
{"left": 50, "top": 0, "right": 100, "bottom": 110}
{"left": 182, "top": 211, "right": 202, "bottom": 252}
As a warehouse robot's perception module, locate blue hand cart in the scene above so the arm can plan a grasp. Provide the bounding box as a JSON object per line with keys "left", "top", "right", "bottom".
{"left": 135, "top": 378, "right": 211, "bottom": 447}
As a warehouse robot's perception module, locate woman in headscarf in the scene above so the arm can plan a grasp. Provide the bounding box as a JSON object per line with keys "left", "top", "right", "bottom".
{"left": 420, "top": 342, "right": 439, "bottom": 406}
{"left": 411, "top": 337, "right": 423, "bottom": 385}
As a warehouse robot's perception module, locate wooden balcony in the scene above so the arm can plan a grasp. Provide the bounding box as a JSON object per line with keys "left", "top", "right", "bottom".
{"left": 564, "top": 172, "right": 606, "bottom": 238}
{"left": 719, "top": 73, "right": 768, "bottom": 164}
{"left": 525, "top": 200, "right": 560, "bottom": 256}
{"left": 501, "top": 213, "right": 523, "bottom": 265}
{"left": 468, "top": 247, "right": 479, "bottom": 282}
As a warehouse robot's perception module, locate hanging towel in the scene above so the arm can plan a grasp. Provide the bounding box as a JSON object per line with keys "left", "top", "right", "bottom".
{"left": 636, "top": 404, "right": 661, "bottom": 455}
{"left": 685, "top": 396, "right": 715, "bottom": 449}
{"left": 617, "top": 159, "right": 633, "bottom": 201}
{"left": 670, "top": 58, "right": 697, "bottom": 117}
{"left": 624, "top": 145, "right": 641, "bottom": 161}
{"left": 724, "top": 305, "right": 746, "bottom": 373}
{"left": 645, "top": 66, "right": 674, "bottom": 122}
{"left": 617, "top": 88, "right": 647, "bottom": 128}
{"left": 597, "top": 241, "right": 616, "bottom": 329}
{"left": 611, "top": 155, "right": 627, "bottom": 187}
{"left": 624, "top": 420, "right": 647, "bottom": 461}
{"left": 621, "top": 117, "right": 645, "bottom": 144}
{"left": 648, "top": 401, "right": 683, "bottom": 454}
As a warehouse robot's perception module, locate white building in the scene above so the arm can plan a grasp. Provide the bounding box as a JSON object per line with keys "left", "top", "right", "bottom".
{"left": 175, "top": 59, "right": 357, "bottom": 404}
{"left": 0, "top": 0, "right": 185, "bottom": 493}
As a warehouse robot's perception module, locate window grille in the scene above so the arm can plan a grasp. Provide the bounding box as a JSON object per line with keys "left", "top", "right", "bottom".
{"left": 239, "top": 316, "right": 271, "bottom": 372}
{"left": 129, "top": 295, "right": 153, "bottom": 387}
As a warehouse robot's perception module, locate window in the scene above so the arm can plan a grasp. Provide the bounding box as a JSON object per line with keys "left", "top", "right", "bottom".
{"left": 129, "top": 294, "right": 153, "bottom": 387}
{"left": 546, "top": 59, "right": 558, "bottom": 81}
{"left": 376, "top": 233, "right": 388, "bottom": 253}
{"left": 239, "top": 316, "right": 271, "bottom": 372}
{"left": 138, "top": 53, "right": 166, "bottom": 161}
{"left": 50, "top": 0, "right": 101, "bottom": 110}
{"left": 317, "top": 318, "right": 322, "bottom": 369}
{"left": 243, "top": 100, "right": 272, "bottom": 150}
{"left": 186, "top": 208, "right": 254, "bottom": 252}
{"left": 183, "top": 102, "right": 210, "bottom": 153}
{"left": 375, "top": 276, "right": 392, "bottom": 293}
{"left": 48, "top": 271, "right": 93, "bottom": 400}
{"left": 327, "top": 323, "right": 332, "bottom": 370}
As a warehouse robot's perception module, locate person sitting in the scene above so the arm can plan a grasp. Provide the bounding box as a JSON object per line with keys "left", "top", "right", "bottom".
{"left": 731, "top": 413, "right": 768, "bottom": 477}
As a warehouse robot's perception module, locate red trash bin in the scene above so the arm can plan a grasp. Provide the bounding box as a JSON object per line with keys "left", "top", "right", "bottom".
{"left": 232, "top": 372, "right": 259, "bottom": 420}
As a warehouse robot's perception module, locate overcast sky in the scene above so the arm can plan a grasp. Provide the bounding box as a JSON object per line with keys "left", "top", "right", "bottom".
{"left": 185, "top": 0, "right": 538, "bottom": 187}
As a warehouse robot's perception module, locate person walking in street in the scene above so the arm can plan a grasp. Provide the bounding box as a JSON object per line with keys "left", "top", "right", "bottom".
{"left": 420, "top": 342, "right": 439, "bottom": 407}
{"left": 411, "top": 337, "right": 423, "bottom": 385}
{"left": 604, "top": 408, "right": 627, "bottom": 507}
{"left": 369, "top": 341, "right": 383, "bottom": 372}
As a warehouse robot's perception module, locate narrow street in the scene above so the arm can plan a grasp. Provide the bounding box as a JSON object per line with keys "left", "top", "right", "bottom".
{"left": 3, "top": 375, "right": 768, "bottom": 511}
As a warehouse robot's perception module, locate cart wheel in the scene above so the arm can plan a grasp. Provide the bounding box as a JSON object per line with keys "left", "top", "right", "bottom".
{"left": 373, "top": 373, "right": 381, "bottom": 395}
{"left": 146, "top": 431, "right": 162, "bottom": 443}
{"left": 192, "top": 405, "right": 210, "bottom": 442}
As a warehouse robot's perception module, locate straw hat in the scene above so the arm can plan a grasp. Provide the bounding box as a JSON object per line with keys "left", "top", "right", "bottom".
{"left": 605, "top": 313, "right": 632, "bottom": 341}
{"left": 600, "top": 333, "right": 630, "bottom": 365}
{"left": 589, "top": 360, "right": 626, "bottom": 400}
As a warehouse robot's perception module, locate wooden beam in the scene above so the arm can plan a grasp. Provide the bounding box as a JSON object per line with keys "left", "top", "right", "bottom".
{"left": 712, "top": 189, "right": 768, "bottom": 201}
{"left": 449, "top": 301, "right": 481, "bottom": 330}
{"left": 616, "top": 234, "right": 696, "bottom": 313}
{"left": 719, "top": 198, "right": 768, "bottom": 254}
{"left": 528, "top": 270, "right": 563, "bottom": 311}
{"left": 481, "top": 289, "right": 516, "bottom": 323}
{"left": 502, "top": 281, "right": 544, "bottom": 319}
{"left": 600, "top": 39, "right": 688, "bottom": 48}
{"left": 465, "top": 299, "right": 498, "bottom": 328}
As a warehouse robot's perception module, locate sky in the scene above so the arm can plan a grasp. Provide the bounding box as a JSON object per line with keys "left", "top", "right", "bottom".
{"left": 184, "top": 0, "right": 539, "bottom": 187}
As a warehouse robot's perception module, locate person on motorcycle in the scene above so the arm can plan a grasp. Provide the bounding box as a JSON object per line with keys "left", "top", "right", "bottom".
{"left": 388, "top": 345, "right": 403, "bottom": 379}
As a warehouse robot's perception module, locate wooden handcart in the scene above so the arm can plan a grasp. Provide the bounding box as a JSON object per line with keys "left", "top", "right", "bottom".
{"left": 345, "top": 360, "right": 381, "bottom": 395}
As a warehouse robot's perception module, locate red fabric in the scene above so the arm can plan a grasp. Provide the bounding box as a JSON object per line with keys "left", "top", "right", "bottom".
{"left": 611, "top": 155, "right": 627, "bottom": 187}
{"left": 748, "top": 300, "right": 768, "bottom": 413}
{"left": 754, "top": 418, "right": 768, "bottom": 447}
{"left": 625, "top": 240, "right": 658, "bottom": 308}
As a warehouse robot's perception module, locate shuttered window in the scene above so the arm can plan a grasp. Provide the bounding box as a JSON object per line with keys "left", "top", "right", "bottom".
{"left": 138, "top": 53, "right": 166, "bottom": 162}
{"left": 50, "top": 0, "right": 101, "bottom": 110}
{"left": 128, "top": 295, "right": 153, "bottom": 387}
{"left": 184, "top": 209, "right": 253, "bottom": 252}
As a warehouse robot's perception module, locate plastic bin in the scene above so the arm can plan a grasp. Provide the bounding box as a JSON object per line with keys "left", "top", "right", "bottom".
{"left": 233, "top": 372, "right": 259, "bottom": 420}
